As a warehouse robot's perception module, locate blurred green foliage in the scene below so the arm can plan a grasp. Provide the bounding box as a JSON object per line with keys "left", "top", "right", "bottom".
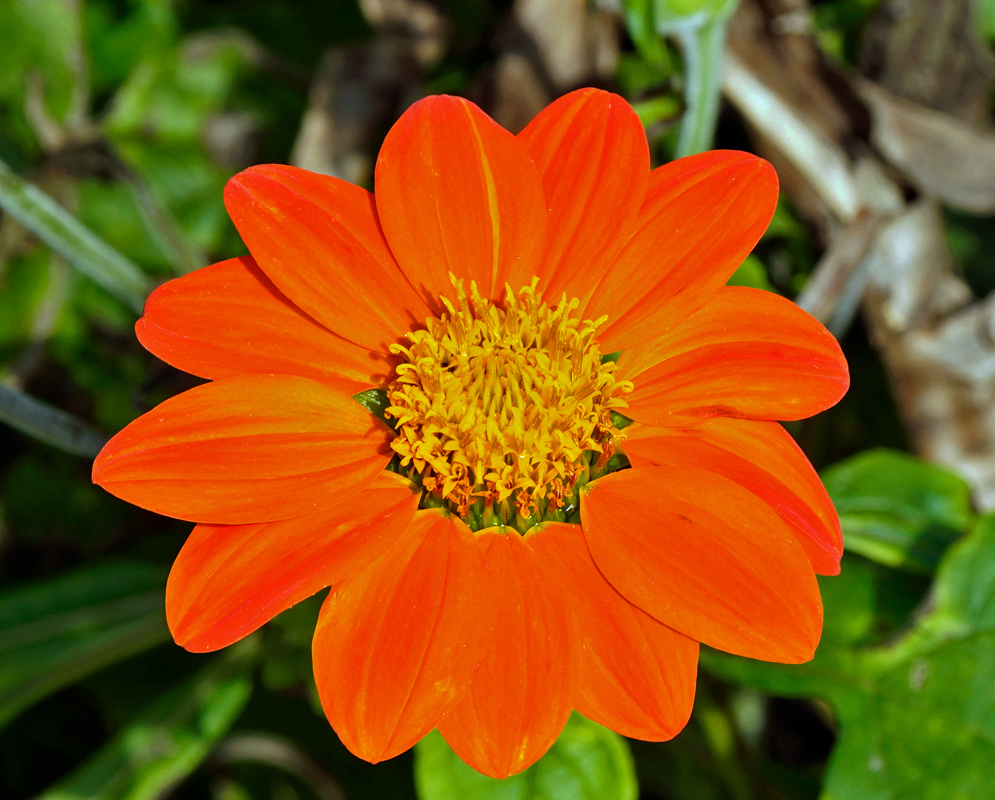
{"left": 810, "top": 0, "right": 881, "bottom": 63}
{"left": 415, "top": 715, "right": 638, "bottom": 800}
{"left": 39, "top": 643, "right": 254, "bottom": 800}
{"left": 823, "top": 449, "right": 974, "bottom": 573}
{"left": 0, "top": 562, "right": 168, "bottom": 727}
{"left": 976, "top": 0, "right": 995, "bottom": 41}
{"left": 2, "top": 0, "right": 995, "bottom": 799}
{"left": 705, "top": 514, "right": 995, "bottom": 800}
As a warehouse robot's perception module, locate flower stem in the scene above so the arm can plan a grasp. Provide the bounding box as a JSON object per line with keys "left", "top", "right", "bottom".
{"left": 675, "top": 18, "right": 729, "bottom": 158}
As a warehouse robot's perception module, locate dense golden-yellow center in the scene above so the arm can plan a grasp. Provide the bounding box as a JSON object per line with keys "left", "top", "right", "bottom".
{"left": 385, "top": 278, "right": 631, "bottom": 531}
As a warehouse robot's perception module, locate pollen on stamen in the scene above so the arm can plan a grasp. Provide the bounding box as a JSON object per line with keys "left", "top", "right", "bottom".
{"left": 384, "top": 277, "right": 632, "bottom": 533}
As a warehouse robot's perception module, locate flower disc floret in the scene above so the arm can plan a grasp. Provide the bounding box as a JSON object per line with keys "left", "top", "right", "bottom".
{"left": 385, "top": 278, "right": 632, "bottom": 529}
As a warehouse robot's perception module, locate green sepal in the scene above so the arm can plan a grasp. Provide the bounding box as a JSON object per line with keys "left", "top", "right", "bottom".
{"left": 602, "top": 451, "right": 631, "bottom": 475}
{"left": 352, "top": 388, "right": 391, "bottom": 424}
{"left": 611, "top": 411, "right": 634, "bottom": 430}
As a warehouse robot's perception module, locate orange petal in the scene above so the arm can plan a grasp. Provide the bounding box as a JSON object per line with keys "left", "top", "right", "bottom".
{"left": 438, "top": 530, "right": 573, "bottom": 778}
{"left": 136, "top": 256, "right": 396, "bottom": 395}
{"left": 589, "top": 151, "right": 778, "bottom": 352}
{"left": 621, "top": 287, "right": 849, "bottom": 423}
{"left": 530, "top": 523, "right": 698, "bottom": 741}
{"left": 224, "top": 164, "right": 429, "bottom": 350}
{"left": 312, "top": 510, "right": 486, "bottom": 763}
{"left": 166, "top": 472, "right": 420, "bottom": 653}
{"left": 92, "top": 375, "right": 392, "bottom": 524}
{"left": 517, "top": 88, "right": 649, "bottom": 309}
{"left": 623, "top": 419, "right": 843, "bottom": 575}
{"left": 581, "top": 466, "right": 822, "bottom": 663}
{"left": 375, "top": 95, "right": 547, "bottom": 305}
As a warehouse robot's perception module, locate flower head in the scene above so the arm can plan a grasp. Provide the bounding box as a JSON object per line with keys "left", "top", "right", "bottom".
{"left": 93, "top": 88, "right": 848, "bottom": 778}
{"left": 386, "top": 277, "right": 630, "bottom": 524}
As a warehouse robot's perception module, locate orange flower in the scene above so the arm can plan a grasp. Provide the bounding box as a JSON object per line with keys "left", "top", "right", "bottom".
{"left": 92, "top": 88, "right": 848, "bottom": 778}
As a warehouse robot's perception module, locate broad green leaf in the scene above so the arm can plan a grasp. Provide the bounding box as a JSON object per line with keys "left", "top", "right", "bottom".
{"left": 0, "top": 563, "right": 169, "bottom": 727}
{"left": 704, "top": 515, "right": 995, "bottom": 800}
{"left": 700, "top": 563, "right": 871, "bottom": 702}
{"left": 414, "top": 713, "right": 638, "bottom": 800}
{"left": 37, "top": 645, "right": 254, "bottom": 800}
{"left": 822, "top": 449, "right": 973, "bottom": 572}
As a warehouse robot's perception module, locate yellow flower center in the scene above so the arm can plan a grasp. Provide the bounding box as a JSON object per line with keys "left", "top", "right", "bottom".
{"left": 385, "top": 278, "right": 632, "bottom": 532}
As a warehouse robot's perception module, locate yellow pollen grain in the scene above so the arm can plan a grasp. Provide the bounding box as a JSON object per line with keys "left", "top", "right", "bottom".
{"left": 385, "top": 277, "right": 632, "bottom": 522}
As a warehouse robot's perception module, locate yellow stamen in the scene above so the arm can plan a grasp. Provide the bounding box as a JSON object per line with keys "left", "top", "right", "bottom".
{"left": 385, "top": 278, "right": 632, "bottom": 531}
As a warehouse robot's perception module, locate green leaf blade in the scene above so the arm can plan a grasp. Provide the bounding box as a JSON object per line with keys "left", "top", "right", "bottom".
{"left": 37, "top": 648, "right": 254, "bottom": 800}
{"left": 0, "top": 383, "right": 108, "bottom": 457}
{"left": 0, "top": 158, "right": 150, "bottom": 313}
{"left": 0, "top": 563, "right": 169, "bottom": 728}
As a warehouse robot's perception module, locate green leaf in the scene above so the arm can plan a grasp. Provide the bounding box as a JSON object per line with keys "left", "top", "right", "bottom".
{"left": 37, "top": 645, "right": 254, "bottom": 800}
{"left": 704, "top": 515, "right": 995, "bottom": 800}
{"left": 822, "top": 449, "right": 974, "bottom": 572}
{"left": 0, "top": 562, "right": 169, "bottom": 727}
{"left": 0, "top": 158, "right": 150, "bottom": 313}
{"left": 414, "top": 713, "right": 638, "bottom": 800}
